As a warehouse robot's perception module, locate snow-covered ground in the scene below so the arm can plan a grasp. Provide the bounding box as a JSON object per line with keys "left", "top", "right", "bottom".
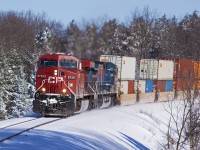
{"left": 0, "top": 101, "right": 173, "bottom": 150}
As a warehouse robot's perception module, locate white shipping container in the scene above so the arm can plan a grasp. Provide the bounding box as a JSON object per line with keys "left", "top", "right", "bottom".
{"left": 138, "top": 80, "right": 146, "bottom": 93}
{"left": 139, "top": 59, "right": 174, "bottom": 80}
{"left": 135, "top": 80, "right": 146, "bottom": 93}
{"left": 120, "top": 81, "right": 128, "bottom": 94}
{"left": 100, "top": 55, "right": 136, "bottom": 80}
{"left": 158, "top": 60, "right": 174, "bottom": 80}
{"left": 139, "top": 59, "right": 158, "bottom": 80}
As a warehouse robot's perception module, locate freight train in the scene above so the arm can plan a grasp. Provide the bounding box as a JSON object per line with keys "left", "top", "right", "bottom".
{"left": 33, "top": 53, "right": 119, "bottom": 116}
{"left": 33, "top": 53, "right": 200, "bottom": 116}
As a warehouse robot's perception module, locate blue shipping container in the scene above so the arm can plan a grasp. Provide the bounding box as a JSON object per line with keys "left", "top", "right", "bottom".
{"left": 165, "top": 80, "right": 173, "bottom": 91}
{"left": 145, "top": 80, "right": 153, "bottom": 93}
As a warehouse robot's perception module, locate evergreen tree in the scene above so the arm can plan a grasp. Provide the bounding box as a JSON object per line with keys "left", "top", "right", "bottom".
{"left": 0, "top": 49, "right": 30, "bottom": 118}
{"left": 25, "top": 27, "right": 54, "bottom": 86}
{"left": 0, "top": 48, "right": 7, "bottom": 120}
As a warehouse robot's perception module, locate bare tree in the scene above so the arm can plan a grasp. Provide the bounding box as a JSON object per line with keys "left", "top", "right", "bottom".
{"left": 179, "top": 11, "right": 200, "bottom": 60}
{"left": 81, "top": 23, "right": 99, "bottom": 59}
{"left": 98, "top": 19, "right": 118, "bottom": 55}
{"left": 127, "top": 7, "right": 156, "bottom": 59}
{"left": 164, "top": 73, "right": 200, "bottom": 150}
{"left": 64, "top": 20, "right": 83, "bottom": 57}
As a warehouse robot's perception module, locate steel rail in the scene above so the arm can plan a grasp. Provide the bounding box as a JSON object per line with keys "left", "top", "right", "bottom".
{"left": 0, "top": 118, "right": 62, "bottom": 143}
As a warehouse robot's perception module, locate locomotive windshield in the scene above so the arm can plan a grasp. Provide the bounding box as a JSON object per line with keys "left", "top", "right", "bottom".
{"left": 39, "top": 59, "right": 58, "bottom": 68}
{"left": 59, "top": 59, "right": 77, "bottom": 68}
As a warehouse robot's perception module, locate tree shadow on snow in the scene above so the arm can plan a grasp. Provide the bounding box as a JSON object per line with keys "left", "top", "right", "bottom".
{"left": 0, "top": 128, "right": 149, "bottom": 150}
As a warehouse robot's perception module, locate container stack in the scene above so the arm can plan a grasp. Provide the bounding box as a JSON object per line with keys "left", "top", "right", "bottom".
{"left": 166, "top": 59, "right": 194, "bottom": 91}
{"left": 139, "top": 59, "right": 174, "bottom": 93}
{"left": 100, "top": 55, "right": 136, "bottom": 95}
{"left": 99, "top": 54, "right": 200, "bottom": 101}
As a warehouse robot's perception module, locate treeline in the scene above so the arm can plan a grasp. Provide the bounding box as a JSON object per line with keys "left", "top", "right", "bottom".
{"left": 0, "top": 9, "right": 200, "bottom": 119}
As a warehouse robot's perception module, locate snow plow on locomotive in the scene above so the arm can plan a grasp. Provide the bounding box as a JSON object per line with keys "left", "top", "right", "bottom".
{"left": 33, "top": 53, "right": 119, "bottom": 116}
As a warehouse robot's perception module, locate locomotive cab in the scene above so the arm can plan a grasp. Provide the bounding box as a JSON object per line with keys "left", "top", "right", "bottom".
{"left": 33, "top": 53, "right": 81, "bottom": 116}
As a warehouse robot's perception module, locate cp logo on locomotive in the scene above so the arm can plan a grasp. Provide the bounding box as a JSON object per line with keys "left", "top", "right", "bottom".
{"left": 48, "top": 76, "right": 63, "bottom": 83}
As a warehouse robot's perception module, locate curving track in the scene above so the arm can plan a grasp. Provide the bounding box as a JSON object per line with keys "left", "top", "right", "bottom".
{"left": 0, "top": 117, "right": 62, "bottom": 143}
{"left": 0, "top": 118, "right": 40, "bottom": 130}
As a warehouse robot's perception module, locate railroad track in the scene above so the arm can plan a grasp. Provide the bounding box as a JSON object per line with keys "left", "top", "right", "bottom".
{"left": 0, "top": 118, "right": 40, "bottom": 130}
{"left": 0, "top": 117, "right": 62, "bottom": 143}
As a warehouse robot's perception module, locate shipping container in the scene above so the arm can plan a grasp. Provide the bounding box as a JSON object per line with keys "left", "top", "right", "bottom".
{"left": 175, "top": 59, "right": 194, "bottom": 78}
{"left": 139, "top": 59, "right": 158, "bottom": 80}
{"left": 157, "top": 60, "right": 174, "bottom": 80}
{"left": 193, "top": 61, "right": 200, "bottom": 89}
{"left": 174, "top": 78, "right": 193, "bottom": 91}
{"left": 194, "top": 61, "right": 200, "bottom": 79}
{"left": 120, "top": 81, "right": 128, "bottom": 94}
{"left": 128, "top": 80, "right": 134, "bottom": 94}
{"left": 165, "top": 80, "right": 173, "bottom": 91}
{"left": 193, "top": 81, "right": 200, "bottom": 89}
{"left": 100, "top": 55, "right": 136, "bottom": 80}
{"left": 145, "top": 80, "right": 153, "bottom": 93}
{"left": 139, "top": 59, "right": 174, "bottom": 80}
{"left": 119, "top": 80, "right": 135, "bottom": 94}
{"left": 135, "top": 80, "right": 146, "bottom": 93}
{"left": 154, "top": 80, "right": 166, "bottom": 92}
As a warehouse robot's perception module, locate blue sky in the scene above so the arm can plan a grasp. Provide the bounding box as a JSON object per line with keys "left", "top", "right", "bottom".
{"left": 0, "top": 0, "right": 199, "bottom": 25}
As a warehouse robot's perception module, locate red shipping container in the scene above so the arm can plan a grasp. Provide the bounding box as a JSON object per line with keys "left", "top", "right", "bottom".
{"left": 174, "top": 77, "right": 193, "bottom": 91}
{"left": 154, "top": 80, "right": 166, "bottom": 92}
{"left": 128, "top": 80, "right": 134, "bottom": 94}
{"left": 174, "top": 59, "right": 194, "bottom": 78}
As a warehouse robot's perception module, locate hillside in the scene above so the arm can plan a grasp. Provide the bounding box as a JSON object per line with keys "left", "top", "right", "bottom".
{"left": 0, "top": 101, "right": 173, "bottom": 150}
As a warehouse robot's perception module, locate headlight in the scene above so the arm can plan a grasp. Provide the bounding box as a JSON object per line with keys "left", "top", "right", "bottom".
{"left": 41, "top": 87, "right": 46, "bottom": 92}
{"left": 62, "top": 89, "right": 67, "bottom": 93}
{"left": 54, "top": 70, "right": 58, "bottom": 75}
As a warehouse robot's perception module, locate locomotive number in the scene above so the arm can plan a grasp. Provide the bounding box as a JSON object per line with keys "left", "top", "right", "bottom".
{"left": 48, "top": 76, "right": 63, "bottom": 83}
{"left": 37, "top": 74, "right": 46, "bottom": 78}
{"left": 68, "top": 76, "right": 76, "bottom": 80}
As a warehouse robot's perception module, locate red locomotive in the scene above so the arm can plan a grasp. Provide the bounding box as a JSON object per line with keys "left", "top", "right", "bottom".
{"left": 33, "top": 53, "right": 119, "bottom": 116}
